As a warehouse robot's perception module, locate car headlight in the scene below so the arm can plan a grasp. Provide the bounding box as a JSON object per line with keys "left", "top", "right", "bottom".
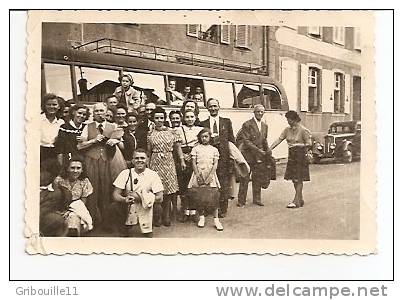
{"left": 317, "top": 145, "right": 323, "bottom": 150}
{"left": 329, "top": 143, "right": 336, "bottom": 150}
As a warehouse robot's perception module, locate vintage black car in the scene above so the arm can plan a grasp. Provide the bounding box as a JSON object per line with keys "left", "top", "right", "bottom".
{"left": 311, "top": 121, "right": 361, "bottom": 163}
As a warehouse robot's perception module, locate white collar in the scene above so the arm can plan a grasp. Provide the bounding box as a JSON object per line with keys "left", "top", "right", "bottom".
{"left": 254, "top": 117, "right": 262, "bottom": 124}
{"left": 95, "top": 121, "right": 107, "bottom": 128}
{"left": 41, "top": 113, "right": 60, "bottom": 124}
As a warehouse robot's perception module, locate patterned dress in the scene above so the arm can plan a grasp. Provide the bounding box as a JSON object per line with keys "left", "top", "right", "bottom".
{"left": 147, "top": 128, "right": 181, "bottom": 195}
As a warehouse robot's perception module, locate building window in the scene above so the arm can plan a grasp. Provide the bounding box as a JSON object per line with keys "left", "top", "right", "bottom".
{"left": 334, "top": 73, "right": 345, "bottom": 113}
{"left": 235, "top": 25, "right": 251, "bottom": 49}
{"left": 186, "top": 24, "right": 199, "bottom": 37}
{"left": 308, "top": 26, "right": 321, "bottom": 37}
{"left": 354, "top": 27, "right": 361, "bottom": 50}
{"left": 333, "top": 26, "right": 345, "bottom": 45}
{"left": 308, "top": 67, "right": 321, "bottom": 112}
{"left": 199, "top": 25, "right": 219, "bottom": 43}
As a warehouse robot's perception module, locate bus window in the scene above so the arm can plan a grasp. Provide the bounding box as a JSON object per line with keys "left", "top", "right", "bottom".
{"left": 167, "top": 76, "right": 205, "bottom": 107}
{"left": 43, "top": 63, "right": 73, "bottom": 101}
{"left": 204, "top": 80, "right": 234, "bottom": 108}
{"left": 262, "top": 85, "right": 282, "bottom": 110}
{"left": 235, "top": 83, "right": 261, "bottom": 108}
{"left": 74, "top": 66, "right": 120, "bottom": 103}
{"left": 126, "top": 72, "right": 166, "bottom": 105}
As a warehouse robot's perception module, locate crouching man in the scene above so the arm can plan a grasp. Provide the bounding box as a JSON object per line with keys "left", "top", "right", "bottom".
{"left": 111, "top": 149, "right": 164, "bottom": 237}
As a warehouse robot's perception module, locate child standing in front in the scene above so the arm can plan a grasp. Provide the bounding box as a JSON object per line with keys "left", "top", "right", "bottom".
{"left": 188, "top": 128, "right": 223, "bottom": 231}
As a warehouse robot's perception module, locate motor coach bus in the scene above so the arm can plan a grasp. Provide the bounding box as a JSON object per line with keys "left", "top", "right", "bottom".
{"left": 41, "top": 43, "right": 290, "bottom": 159}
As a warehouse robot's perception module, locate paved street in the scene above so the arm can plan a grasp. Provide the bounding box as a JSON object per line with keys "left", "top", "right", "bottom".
{"left": 88, "top": 161, "right": 360, "bottom": 240}
{"left": 152, "top": 161, "right": 361, "bottom": 240}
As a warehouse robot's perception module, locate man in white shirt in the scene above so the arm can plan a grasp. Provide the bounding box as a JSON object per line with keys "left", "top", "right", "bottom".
{"left": 111, "top": 149, "right": 164, "bottom": 237}
{"left": 40, "top": 94, "right": 65, "bottom": 166}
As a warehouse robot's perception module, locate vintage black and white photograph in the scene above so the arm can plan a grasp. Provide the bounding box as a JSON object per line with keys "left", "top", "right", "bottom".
{"left": 24, "top": 10, "right": 376, "bottom": 254}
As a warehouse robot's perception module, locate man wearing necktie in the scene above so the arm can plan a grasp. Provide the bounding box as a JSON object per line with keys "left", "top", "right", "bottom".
{"left": 78, "top": 103, "right": 126, "bottom": 227}
{"left": 237, "top": 104, "right": 270, "bottom": 207}
{"left": 199, "top": 98, "right": 235, "bottom": 218}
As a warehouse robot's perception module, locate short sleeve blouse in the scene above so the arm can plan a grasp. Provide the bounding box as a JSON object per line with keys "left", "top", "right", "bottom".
{"left": 54, "top": 176, "right": 93, "bottom": 202}
{"left": 279, "top": 124, "right": 311, "bottom": 148}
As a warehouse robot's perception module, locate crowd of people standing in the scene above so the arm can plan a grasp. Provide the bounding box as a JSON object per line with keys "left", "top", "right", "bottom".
{"left": 39, "top": 77, "right": 312, "bottom": 238}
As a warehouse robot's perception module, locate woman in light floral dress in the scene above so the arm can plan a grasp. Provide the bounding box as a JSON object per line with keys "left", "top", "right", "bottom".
{"left": 147, "top": 107, "right": 186, "bottom": 227}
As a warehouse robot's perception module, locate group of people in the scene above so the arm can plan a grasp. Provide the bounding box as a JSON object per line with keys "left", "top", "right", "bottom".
{"left": 39, "top": 79, "right": 312, "bottom": 238}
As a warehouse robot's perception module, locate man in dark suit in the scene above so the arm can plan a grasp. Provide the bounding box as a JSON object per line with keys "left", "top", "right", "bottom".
{"left": 237, "top": 104, "right": 269, "bottom": 207}
{"left": 136, "top": 102, "right": 156, "bottom": 149}
{"left": 199, "top": 98, "right": 235, "bottom": 218}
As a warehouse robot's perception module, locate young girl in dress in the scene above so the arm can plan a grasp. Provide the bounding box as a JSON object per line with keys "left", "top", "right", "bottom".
{"left": 188, "top": 128, "right": 223, "bottom": 231}
{"left": 53, "top": 156, "right": 94, "bottom": 237}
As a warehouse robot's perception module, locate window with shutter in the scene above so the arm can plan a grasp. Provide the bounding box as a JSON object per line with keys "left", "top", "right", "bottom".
{"left": 236, "top": 25, "right": 250, "bottom": 49}
{"left": 333, "top": 26, "right": 345, "bottom": 45}
{"left": 187, "top": 24, "right": 198, "bottom": 37}
{"left": 220, "top": 25, "right": 230, "bottom": 44}
{"left": 308, "top": 26, "right": 321, "bottom": 36}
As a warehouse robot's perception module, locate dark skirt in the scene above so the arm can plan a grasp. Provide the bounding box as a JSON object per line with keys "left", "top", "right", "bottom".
{"left": 284, "top": 147, "right": 310, "bottom": 181}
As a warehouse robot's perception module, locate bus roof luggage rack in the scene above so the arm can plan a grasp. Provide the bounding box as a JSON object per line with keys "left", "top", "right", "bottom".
{"left": 74, "top": 38, "right": 265, "bottom": 75}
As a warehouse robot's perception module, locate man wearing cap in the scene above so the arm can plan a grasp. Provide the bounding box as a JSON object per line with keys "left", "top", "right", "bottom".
{"left": 111, "top": 149, "right": 164, "bottom": 237}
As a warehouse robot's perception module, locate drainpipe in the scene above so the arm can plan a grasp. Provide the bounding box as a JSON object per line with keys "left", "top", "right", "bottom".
{"left": 262, "top": 26, "right": 268, "bottom": 75}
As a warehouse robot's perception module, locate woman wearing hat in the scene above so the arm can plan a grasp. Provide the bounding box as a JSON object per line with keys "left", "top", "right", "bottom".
{"left": 113, "top": 73, "right": 143, "bottom": 112}
{"left": 269, "top": 110, "right": 311, "bottom": 208}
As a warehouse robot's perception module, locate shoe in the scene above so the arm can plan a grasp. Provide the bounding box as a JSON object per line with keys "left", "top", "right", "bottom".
{"left": 286, "top": 202, "right": 297, "bottom": 208}
{"left": 162, "top": 220, "right": 171, "bottom": 227}
{"left": 197, "top": 215, "right": 205, "bottom": 228}
{"left": 218, "top": 212, "right": 226, "bottom": 218}
{"left": 253, "top": 201, "right": 264, "bottom": 206}
{"left": 237, "top": 203, "right": 245, "bottom": 208}
{"left": 214, "top": 218, "right": 224, "bottom": 231}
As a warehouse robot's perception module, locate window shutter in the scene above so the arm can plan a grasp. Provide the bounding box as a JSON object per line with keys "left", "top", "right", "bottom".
{"left": 220, "top": 25, "right": 230, "bottom": 44}
{"left": 344, "top": 73, "right": 351, "bottom": 114}
{"left": 354, "top": 28, "right": 361, "bottom": 50}
{"left": 321, "top": 69, "right": 334, "bottom": 113}
{"left": 300, "top": 64, "right": 309, "bottom": 112}
{"left": 236, "top": 25, "right": 249, "bottom": 48}
{"left": 187, "top": 24, "right": 199, "bottom": 37}
{"left": 281, "top": 59, "right": 299, "bottom": 111}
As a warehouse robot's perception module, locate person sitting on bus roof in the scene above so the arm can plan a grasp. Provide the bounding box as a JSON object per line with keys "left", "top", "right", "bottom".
{"left": 113, "top": 74, "right": 143, "bottom": 112}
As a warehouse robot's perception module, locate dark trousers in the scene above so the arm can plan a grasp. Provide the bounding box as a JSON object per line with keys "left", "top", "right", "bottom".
{"left": 238, "top": 164, "right": 262, "bottom": 205}
{"left": 217, "top": 162, "right": 230, "bottom": 214}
